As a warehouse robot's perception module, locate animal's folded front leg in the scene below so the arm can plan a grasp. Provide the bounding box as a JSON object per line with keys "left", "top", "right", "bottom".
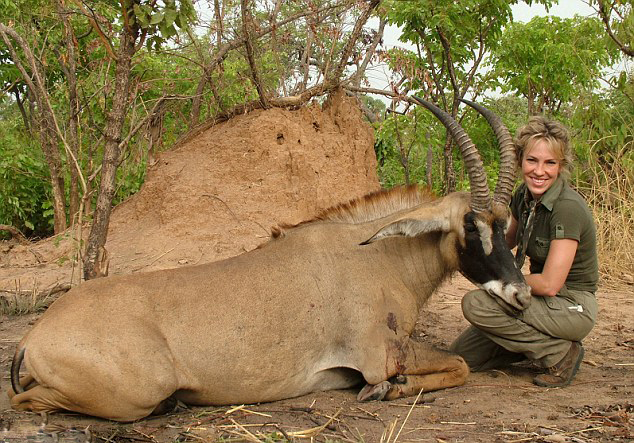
{"left": 358, "top": 339, "right": 469, "bottom": 401}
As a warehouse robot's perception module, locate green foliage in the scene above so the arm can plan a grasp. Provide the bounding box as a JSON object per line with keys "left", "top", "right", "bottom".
{"left": 382, "top": 0, "right": 555, "bottom": 98}
{"left": 375, "top": 95, "right": 530, "bottom": 193}
{"left": 570, "top": 71, "right": 634, "bottom": 180}
{"left": 0, "top": 118, "right": 53, "bottom": 237}
{"left": 114, "top": 156, "right": 147, "bottom": 206}
{"left": 588, "top": 0, "right": 633, "bottom": 57}
{"left": 567, "top": 70, "right": 634, "bottom": 283}
{"left": 489, "top": 15, "right": 620, "bottom": 114}
{"left": 362, "top": 96, "right": 387, "bottom": 114}
{"left": 375, "top": 107, "right": 445, "bottom": 190}
{"left": 130, "top": 0, "right": 197, "bottom": 50}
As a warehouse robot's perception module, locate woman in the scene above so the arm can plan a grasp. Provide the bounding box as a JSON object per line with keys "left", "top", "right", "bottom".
{"left": 450, "top": 116, "right": 599, "bottom": 388}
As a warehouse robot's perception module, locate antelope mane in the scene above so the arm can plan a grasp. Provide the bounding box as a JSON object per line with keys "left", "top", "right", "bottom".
{"left": 271, "top": 185, "right": 437, "bottom": 239}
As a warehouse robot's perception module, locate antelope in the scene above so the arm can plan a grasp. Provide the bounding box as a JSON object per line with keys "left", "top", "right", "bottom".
{"left": 9, "top": 99, "right": 530, "bottom": 421}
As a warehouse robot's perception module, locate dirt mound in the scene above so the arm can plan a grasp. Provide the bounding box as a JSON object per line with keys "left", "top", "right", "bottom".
{"left": 0, "top": 90, "right": 379, "bottom": 290}
{"left": 107, "top": 90, "right": 379, "bottom": 274}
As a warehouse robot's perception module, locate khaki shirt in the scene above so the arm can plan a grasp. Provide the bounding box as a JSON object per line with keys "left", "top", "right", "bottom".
{"left": 511, "top": 177, "right": 599, "bottom": 293}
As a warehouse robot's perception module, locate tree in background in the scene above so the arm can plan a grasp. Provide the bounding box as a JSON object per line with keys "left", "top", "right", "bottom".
{"left": 373, "top": 0, "right": 553, "bottom": 192}
{"left": 488, "top": 15, "right": 620, "bottom": 115}
{"left": 592, "top": 0, "right": 633, "bottom": 57}
{"left": 0, "top": 0, "right": 388, "bottom": 281}
{"left": 0, "top": 4, "right": 69, "bottom": 234}
{"left": 1, "top": 0, "right": 196, "bottom": 278}
{"left": 82, "top": 0, "right": 197, "bottom": 280}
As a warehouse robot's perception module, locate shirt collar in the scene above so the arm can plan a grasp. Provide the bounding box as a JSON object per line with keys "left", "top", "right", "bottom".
{"left": 522, "top": 176, "right": 564, "bottom": 211}
{"left": 540, "top": 177, "right": 564, "bottom": 211}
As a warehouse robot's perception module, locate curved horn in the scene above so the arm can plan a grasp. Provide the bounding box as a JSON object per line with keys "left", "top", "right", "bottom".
{"left": 412, "top": 96, "right": 491, "bottom": 213}
{"left": 459, "top": 98, "right": 517, "bottom": 208}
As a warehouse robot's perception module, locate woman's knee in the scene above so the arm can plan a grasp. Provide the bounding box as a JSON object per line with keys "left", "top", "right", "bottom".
{"left": 461, "top": 289, "right": 494, "bottom": 325}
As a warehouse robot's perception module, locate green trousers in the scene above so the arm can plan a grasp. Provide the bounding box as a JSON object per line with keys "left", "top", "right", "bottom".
{"left": 450, "top": 287, "right": 597, "bottom": 370}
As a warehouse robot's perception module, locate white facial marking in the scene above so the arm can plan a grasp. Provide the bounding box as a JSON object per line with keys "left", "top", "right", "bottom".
{"left": 482, "top": 280, "right": 503, "bottom": 297}
{"left": 482, "top": 280, "right": 532, "bottom": 310}
{"left": 475, "top": 219, "right": 493, "bottom": 255}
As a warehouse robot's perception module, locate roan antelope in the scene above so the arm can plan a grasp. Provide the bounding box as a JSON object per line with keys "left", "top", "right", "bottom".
{"left": 9, "top": 99, "right": 530, "bottom": 421}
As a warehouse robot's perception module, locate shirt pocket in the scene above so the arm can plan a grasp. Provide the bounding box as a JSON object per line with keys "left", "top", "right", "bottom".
{"left": 545, "top": 297, "right": 562, "bottom": 310}
{"left": 533, "top": 236, "right": 550, "bottom": 262}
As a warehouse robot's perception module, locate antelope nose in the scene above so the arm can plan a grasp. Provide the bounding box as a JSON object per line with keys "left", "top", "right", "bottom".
{"left": 514, "top": 285, "right": 532, "bottom": 310}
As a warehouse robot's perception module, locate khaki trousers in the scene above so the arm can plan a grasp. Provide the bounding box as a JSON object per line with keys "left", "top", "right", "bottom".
{"left": 450, "top": 287, "right": 597, "bottom": 370}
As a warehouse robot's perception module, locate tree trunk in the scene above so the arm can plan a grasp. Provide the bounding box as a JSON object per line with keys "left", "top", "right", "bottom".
{"left": 83, "top": 23, "right": 137, "bottom": 280}
{"left": 56, "top": 0, "right": 81, "bottom": 223}
{"left": 190, "top": 70, "right": 208, "bottom": 127}
{"left": 527, "top": 80, "right": 535, "bottom": 116}
{"left": 12, "top": 87, "right": 30, "bottom": 132}
{"left": 0, "top": 23, "right": 67, "bottom": 234}
{"left": 443, "top": 135, "right": 456, "bottom": 193}
{"left": 241, "top": 0, "right": 268, "bottom": 108}
{"left": 36, "top": 114, "right": 67, "bottom": 234}
{"left": 426, "top": 143, "right": 433, "bottom": 188}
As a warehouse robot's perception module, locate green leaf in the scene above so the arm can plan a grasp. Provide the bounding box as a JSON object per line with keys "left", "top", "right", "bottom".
{"left": 164, "top": 8, "right": 177, "bottom": 28}
{"left": 134, "top": 4, "right": 149, "bottom": 27}
{"left": 150, "top": 11, "right": 164, "bottom": 25}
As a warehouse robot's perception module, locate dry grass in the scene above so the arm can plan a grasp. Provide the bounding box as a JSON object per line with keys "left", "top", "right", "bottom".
{"left": 576, "top": 143, "right": 634, "bottom": 289}
{"left": 0, "top": 282, "right": 69, "bottom": 315}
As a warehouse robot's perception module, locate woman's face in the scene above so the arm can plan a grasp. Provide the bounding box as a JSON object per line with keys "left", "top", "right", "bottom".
{"left": 521, "top": 138, "right": 561, "bottom": 199}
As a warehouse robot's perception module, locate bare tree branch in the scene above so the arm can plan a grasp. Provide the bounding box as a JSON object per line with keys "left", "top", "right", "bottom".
{"left": 241, "top": 0, "right": 268, "bottom": 107}
{"left": 190, "top": 1, "right": 349, "bottom": 125}
{"left": 0, "top": 23, "right": 68, "bottom": 233}
{"left": 298, "top": 24, "right": 315, "bottom": 93}
{"left": 597, "top": 0, "right": 634, "bottom": 57}
{"left": 118, "top": 95, "right": 192, "bottom": 152}
{"left": 332, "top": 0, "right": 380, "bottom": 82}
{"left": 56, "top": 0, "right": 83, "bottom": 222}
{"left": 77, "top": 1, "right": 117, "bottom": 60}
{"left": 436, "top": 27, "right": 460, "bottom": 110}
{"left": 352, "top": 15, "right": 386, "bottom": 87}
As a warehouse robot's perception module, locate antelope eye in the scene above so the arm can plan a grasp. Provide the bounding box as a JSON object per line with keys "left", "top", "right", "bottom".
{"left": 465, "top": 223, "right": 478, "bottom": 233}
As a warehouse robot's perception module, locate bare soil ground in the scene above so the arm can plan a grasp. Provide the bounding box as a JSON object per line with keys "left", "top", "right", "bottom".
{"left": 1, "top": 92, "right": 632, "bottom": 442}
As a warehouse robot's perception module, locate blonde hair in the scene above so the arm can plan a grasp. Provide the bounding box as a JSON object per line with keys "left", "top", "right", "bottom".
{"left": 515, "top": 116, "right": 573, "bottom": 180}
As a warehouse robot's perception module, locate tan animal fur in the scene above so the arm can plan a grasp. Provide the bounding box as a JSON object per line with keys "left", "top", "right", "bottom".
{"left": 10, "top": 98, "right": 532, "bottom": 422}
{"left": 10, "top": 188, "right": 481, "bottom": 421}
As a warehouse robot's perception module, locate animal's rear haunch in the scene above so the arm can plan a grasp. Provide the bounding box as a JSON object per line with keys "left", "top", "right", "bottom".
{"left": 8, "top": 99, "right": 530, "bottom": 421}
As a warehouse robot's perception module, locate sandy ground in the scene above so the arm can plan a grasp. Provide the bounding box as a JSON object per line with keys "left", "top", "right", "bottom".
{"left": 1, "top": 93, "right": 632, "bottom": 442}
{"left": 1, "top": 281, "right": 632, "bottom": 442}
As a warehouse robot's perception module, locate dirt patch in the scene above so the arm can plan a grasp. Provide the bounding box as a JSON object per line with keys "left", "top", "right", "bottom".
{"left": 1, "top": 92, "right": 633, "bottom": 442}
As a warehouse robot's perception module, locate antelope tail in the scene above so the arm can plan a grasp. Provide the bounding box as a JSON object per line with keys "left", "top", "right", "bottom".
{"left": 11, "top": 346, "right": 26, "bottom": 394}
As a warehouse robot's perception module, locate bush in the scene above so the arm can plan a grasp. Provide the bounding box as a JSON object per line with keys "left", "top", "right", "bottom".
{"left": 0, "top": 125, "right": 53, "bottom": 238}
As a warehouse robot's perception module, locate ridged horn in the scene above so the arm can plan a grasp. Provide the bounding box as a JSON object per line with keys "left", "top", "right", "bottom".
{"left": 412, "top": 96, "right": 491, "bottom": 213}
{"left": 459, "top": 98, "right": 517, "bottom": 209}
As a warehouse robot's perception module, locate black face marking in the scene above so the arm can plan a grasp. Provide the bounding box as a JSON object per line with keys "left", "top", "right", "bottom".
{"left": 458, "top": 212, "right": 524, "bottom": 287}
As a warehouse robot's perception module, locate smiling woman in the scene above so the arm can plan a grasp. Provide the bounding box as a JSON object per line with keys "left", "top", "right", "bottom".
{"left": 522, "top": 140, "right": 566, "bottom": 198}
{"left": 451, "top": 116, "right": 599, "bottom": 389}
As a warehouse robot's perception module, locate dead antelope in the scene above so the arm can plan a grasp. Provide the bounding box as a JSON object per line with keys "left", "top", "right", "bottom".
{"left": 9, "top": 99, "right": 530, "bottom": 421}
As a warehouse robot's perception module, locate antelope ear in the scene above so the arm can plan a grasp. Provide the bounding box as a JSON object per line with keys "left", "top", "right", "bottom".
{"left": 360, "top": 218, "right": 450, "bottom": 245}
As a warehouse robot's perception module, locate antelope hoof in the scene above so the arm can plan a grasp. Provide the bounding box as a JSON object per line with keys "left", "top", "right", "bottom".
{"left": 357, "top": 381, "right": 392, "bottom": 401}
